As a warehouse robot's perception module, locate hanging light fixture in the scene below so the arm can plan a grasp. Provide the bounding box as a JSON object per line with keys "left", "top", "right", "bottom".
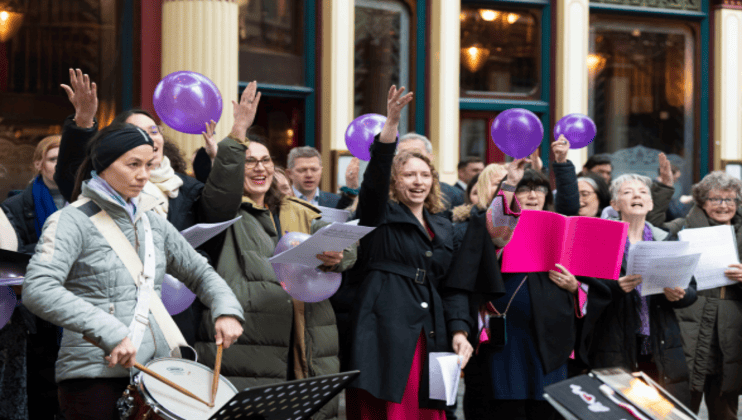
{"left": 587, "top": 53, "right": 607, "bottom": 77}
{"left": 479, "top": 9, "right": 499, "bottom": 22}
{"left": 461, "top": 44, "right": 491, "bottom": 73}
{"left": 507, "top": 13, "right": 520, "bottom": 24}
{"left": 0, "top": 1, "right": 24, "bottom": 43}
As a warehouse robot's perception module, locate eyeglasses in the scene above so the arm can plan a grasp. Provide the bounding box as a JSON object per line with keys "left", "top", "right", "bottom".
{"left": 515, "top": 185, "right": 549, "bottom": 195}
{"left": 245, "top": 157, "right": 274, "bottom": 169}
{"left": 579, "top": 190, "right": 596, "bottom": 198}
{"left": 707, "top": 197, "right": 737, "bottom": 206}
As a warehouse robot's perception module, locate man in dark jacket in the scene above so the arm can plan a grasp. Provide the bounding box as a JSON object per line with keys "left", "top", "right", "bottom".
{"left": 286, "top": 146, "right": 343, "bottom": 208}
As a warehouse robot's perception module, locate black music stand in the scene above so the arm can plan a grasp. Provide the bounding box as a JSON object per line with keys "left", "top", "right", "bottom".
{"left": 209, "top": 371, "right": 360, "bottom": 420}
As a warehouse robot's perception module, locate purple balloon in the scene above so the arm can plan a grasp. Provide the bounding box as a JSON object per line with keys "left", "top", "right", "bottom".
{"left": 161, "top": 274, "right": 196, "bottom": 316}
{"left": 345, "top": 114, "right": 397, "bottom": 161}
{"left": 490, "top": 108, "right": 544, "bottom": 159}
{"left": 153, "top": 71, "right": 223, "bottom": 135}
{"left": 553, "top": 113, "right": 597, "bottom": 149}
{"left": 0, "top": 286, "right": 16, "bottom": 330}
{"left": 272, "top": 232, "right": 342, "bottom": 303}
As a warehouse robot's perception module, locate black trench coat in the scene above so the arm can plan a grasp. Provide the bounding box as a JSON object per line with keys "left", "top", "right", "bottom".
{"left": 343, "top": 140, "right": 468, "bottom": 410}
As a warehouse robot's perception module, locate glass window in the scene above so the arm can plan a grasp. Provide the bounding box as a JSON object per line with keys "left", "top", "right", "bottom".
{"left": 239, "top": 0, "right": 304, "bottom": 86}
{"left": 460, "top": 111, "right": 513, "bottom": 164}
{"left": 588, "top": 18, "right": 695, "bottom": 194}
{"left": 460, "top": 5, "right": 541, "bottom": 98}
{"left": 354, "top": 0, "right": 410, "bottom": 134}
{"left": 248, "top": 96, "right": 304, "bottom": 170}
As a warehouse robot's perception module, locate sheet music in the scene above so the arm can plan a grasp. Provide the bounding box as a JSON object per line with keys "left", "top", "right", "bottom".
{"left": 640, "top": 253, "right": 701, "bottom": 296}
{"left": 626, "top": 241, "right": 690, "bottom": 278}
{"left": 317, "top": 206, "right": 351, "bottom": 223}
{"left": 678, "top": 225, "right": 739, "bottom": 291}
{"left": 269, "top": 222, "right": 374, "bottom": 267}
{"left": 180, "top": 216, "right": 241, "bottom": 248}
{"left": 429, "top": 352, "right": 462, "bottom": 406}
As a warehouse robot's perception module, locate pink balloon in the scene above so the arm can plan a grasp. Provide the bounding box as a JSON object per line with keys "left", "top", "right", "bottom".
{"left": 161, "top": 275, "right": 197, "bottom": 316}
{"left": 272, "top": 232, "right": 342, "bottom": 303}
{"left": 0, "top": 287, "right": 17, "bottom": 330}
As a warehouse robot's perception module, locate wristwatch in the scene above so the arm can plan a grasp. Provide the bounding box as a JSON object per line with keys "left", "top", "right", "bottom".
{"left": 340, "top": 186, "right": 359, "bottom": 196}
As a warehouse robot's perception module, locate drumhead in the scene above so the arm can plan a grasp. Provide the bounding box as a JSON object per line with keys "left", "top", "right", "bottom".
{"left": 139, "top": 358, "right": 238, "bottom": 420}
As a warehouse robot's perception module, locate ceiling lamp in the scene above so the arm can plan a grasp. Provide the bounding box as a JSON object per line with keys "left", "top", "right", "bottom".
{"left": 0, "top": 1, "right": 24, "bottom": 43}
{"left": 479, "top": 9, "right": 499, "bottom": 22}
{"left": 587, "top": 53, "right": 607, "bottom": 77}
{"left": 507, "top": 13, "right": 520, "bottom": 24}
{"left": 461, "top": 45, "right": 491, "bottom": 73}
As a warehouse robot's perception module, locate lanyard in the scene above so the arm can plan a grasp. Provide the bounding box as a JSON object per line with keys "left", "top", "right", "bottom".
{"left": 487, "top": 275, "right": 528, "bottom": 317}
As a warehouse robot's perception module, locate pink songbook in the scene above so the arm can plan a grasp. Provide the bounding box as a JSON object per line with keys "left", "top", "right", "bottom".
{"left": 501, "top": 210, "right": 628, "bottom": 280}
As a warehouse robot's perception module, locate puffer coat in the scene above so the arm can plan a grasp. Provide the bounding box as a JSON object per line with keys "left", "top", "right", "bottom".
{"left": 21, "top": 183, "right": 244, "bottom": 382}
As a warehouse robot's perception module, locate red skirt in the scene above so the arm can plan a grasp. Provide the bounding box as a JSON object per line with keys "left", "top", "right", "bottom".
{"left": 346, "top": 331, "right": 446, "bottom": 420}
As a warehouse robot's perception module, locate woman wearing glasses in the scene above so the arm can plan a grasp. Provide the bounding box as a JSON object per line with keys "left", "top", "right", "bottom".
{"left": 660, "top": 171, "right": 742, "bottom": 419}
{"left": 193, "top": 82, "right": 355, "bottom": 420}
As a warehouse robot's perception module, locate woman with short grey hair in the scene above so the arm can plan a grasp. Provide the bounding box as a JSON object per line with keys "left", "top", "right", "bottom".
{"left": 662, "top": 171, "right": 742, "bottom": 419}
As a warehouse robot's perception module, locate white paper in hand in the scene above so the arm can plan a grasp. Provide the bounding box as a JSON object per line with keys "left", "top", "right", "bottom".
{"left": 180, "top": 216, "right": 241, "bottom": 248}
{"left": 678, "top": 225, "right": 740, "bottom": 290}
{"left": 429, "top": 352, "right": 462, "bottom": 406}
{"left": 317, "top": 206, "right": 351, "bottom": 223}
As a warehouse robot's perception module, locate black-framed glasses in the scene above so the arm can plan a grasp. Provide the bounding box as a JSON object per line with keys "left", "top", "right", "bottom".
{"left": 707, "top": 197, "right": 737, "bottom": 206}
{"left": 245, "top": 156, "right": 274, "bottom": 169}
{"left": 515, "top": 185, "right": 549, "bottom": 195}
{"left": 579, "top": 190, "right": 596, "bottom": 198}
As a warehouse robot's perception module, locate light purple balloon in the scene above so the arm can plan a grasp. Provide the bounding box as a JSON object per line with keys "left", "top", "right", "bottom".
{"left": 0, "top": 286, "right": 16, "bottom": 330}
{"left": 490, "top": 108, "right": 544, "bottom": 159}
{"left": 161, "top": 275, "right": 196, "bottom": 316}
{"left": 345, "top": 114, "right": 397, "bottom": 161}
{"left": 153, "top": 71, "right": 223, "bottom": 135}
{"left": 272, "top": 232, "right": 342, "bottom": 303}
{"left": 553, "top": 113, "right": 597, "bottom": 149}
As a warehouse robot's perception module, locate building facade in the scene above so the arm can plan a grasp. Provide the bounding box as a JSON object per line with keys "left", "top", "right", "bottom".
{"left": 0, "top": 0, "right": 740, "bottom": 199}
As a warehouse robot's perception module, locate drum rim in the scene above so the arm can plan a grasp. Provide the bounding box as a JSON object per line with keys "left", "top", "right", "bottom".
{"left": 136, "top": 357, "right": 238, "bottom": 420}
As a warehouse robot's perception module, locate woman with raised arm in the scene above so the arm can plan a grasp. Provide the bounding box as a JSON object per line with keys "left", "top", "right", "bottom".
{"left": 21, "top": 122, "right": 244, "bottom": 420}
{"left": 343, "top": 86, "right": 473, "bottom": 420}
{"left": 193, "top": 82, "right": 356, "bottom": 420}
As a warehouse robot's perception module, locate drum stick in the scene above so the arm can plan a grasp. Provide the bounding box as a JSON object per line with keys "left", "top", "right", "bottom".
{"left": 210, "top": 343, "right": 223, "bottom": 407}
{"left": 83, "top": 336, "right": 211, "bottom": 407}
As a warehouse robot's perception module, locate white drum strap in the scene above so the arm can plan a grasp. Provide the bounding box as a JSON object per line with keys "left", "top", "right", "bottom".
{"left": 72, "top": 198, "right": 187, "bottom": 356}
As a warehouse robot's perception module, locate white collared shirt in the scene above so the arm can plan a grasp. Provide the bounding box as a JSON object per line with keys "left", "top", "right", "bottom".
{"left": 293, "top": 186, "right": 321, "bottom": 207}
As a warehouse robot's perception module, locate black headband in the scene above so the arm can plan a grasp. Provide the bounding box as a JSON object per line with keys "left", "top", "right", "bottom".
{"left": 92, "top": 126, "right": 154, "bottom": 173}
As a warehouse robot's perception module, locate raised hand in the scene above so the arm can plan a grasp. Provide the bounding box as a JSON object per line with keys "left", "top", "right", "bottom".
{"left": 230, "top": 80, "right": 261, "bottom": 141}
{"left": 503, "top": 157, "right": 529, "bottom": 188}
{"left": 552, "top": 135, "right": 570, "bottom": 164}
{"left": 658, "top": 153, "right": 673, "bottom": 187}
{"left": 202, "top": 119, "right": 218, "bottom": 161}
{"left": 529, "top": 148, "right": 543, "bottom": 173}
{"left": 60, "top": 68, "right": 98, "bottom": 129}
{"left": 345, "top": 157, "right": 360, "bottom": 190}
{"left": 380, "top": 85, "right": 413, "bottom": 144}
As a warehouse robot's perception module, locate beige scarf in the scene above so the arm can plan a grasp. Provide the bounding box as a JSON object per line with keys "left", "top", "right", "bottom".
{"left": 143, "top": 157, "right": 183, "bottom": 217}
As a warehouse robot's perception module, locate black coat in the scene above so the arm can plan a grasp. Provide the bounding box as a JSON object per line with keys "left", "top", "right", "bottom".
{"left": 586, "top": 226, "right": 697, "bottom": 387}
{"left": 1, "top": 183, "right": 38, "bottom": 254}
{"left": 448, "top": 206, "right": 605, "bottom": 374}
{"left": 344, "top": 140, "right": 467, "bottom": 410}
{"left": 55, "top": 115, "right": 98, "bottom": 202}
{"left": 553, "top": 161, "right": 580, "bottom": 216}
{"left": 440, "top": 182, "right": 465, "bottom": 220}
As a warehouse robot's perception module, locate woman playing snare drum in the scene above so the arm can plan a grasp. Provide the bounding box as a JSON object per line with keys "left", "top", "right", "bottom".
{"left": 21, "top": 122, "right": 244, "bottom": 420}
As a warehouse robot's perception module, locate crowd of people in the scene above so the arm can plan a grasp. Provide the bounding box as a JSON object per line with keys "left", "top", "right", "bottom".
{"left": 0, "top": 69, "right": 741, "bottom": 420}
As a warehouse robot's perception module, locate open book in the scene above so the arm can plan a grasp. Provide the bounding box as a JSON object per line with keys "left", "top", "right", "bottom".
{"left": 502, "top": 210, "right": 628, "bottom": 279}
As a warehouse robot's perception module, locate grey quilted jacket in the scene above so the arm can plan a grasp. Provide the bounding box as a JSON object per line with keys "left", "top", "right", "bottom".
{"left": 22, "top": 182, "right": 244, "bottom": 382}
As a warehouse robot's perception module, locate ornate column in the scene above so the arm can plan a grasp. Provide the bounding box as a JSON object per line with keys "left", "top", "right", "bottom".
{"left": 429, "top": 0, "right": 460, "bottom": 184}
{"left": 320, "top": 0, "right": 354, "bottom": 190}
{"left": 555, "top": 0, "right": 590, "bottom": 169}
{"left": 161, "top": 0, "right": 238, "bottom": 163}
{"left": 714, "top": 2, "right": 742, "bottom": 169}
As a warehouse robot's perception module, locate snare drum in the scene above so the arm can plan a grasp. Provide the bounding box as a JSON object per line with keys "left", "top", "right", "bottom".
{"left": 117, "top": 358, "right": 238, "bottom": 420}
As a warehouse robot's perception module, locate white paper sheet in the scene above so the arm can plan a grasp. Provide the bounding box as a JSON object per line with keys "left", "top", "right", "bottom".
{"left": 180, "top": 216, "right": 241, "bottom": 248}
{"left": 429, "top": 352, "right": 462, "bottom": 406}
{"left": 317, "top": 206, "right": 351, "bottom": 223}
{"left": 678, "top": 225, "right": 740, "bottom": 291}
{"left": 268, "top": 222, "right": 375, "bottom": 267}
{"left": 626, "top": 241, "right": 691, "bottom": 278}
{"left": 640, "top": 253, "right": 701, "bottom": 296}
